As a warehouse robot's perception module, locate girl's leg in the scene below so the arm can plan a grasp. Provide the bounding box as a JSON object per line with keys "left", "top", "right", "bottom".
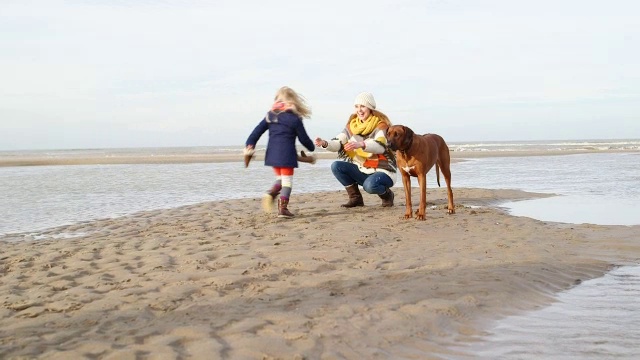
{"left": 277, "top": 167, "right": 294, "bottom": 218}
{"left": 262, "top": 168, "right": 283, "bottom": 212}
{"left": 268, "top": 170, "right": 282, "bottom": 197}
{"left": 279, "top": 167, "right": 294, "bottom": 200}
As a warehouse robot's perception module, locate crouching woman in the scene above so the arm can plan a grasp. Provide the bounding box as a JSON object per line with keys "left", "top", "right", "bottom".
{"left": 314, "top": 92, "right": 397, "bottom": 207}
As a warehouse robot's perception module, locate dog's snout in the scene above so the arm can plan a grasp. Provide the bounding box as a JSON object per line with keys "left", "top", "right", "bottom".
{"left": 386, "top": 131, "right": 397, "bottom": 150}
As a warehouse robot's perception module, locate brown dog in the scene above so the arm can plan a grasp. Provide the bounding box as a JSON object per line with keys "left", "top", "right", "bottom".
{"left": 386, "top": 125, "right": 455, "bottom": 220}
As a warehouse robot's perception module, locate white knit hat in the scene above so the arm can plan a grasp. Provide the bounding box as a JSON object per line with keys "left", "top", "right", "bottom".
{"left": 353, "top": 92, "right": 376, "bottom": 110}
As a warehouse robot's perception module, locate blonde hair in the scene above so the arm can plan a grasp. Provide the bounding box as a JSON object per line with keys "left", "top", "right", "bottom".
{"left": 372, "top": 109, "right": 392, "bottom": 127}
{"left": 274, "top": 86, "right": 312, "bottom": 119}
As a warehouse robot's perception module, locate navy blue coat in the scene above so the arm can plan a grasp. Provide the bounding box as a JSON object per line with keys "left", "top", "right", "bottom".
{"left": 246, "top": 110, "right": 315, "bottom": 168}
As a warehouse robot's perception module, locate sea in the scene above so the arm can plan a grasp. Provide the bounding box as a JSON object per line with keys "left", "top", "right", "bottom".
{"left": 1, "top": 139, "right": 639, "bottom": 359}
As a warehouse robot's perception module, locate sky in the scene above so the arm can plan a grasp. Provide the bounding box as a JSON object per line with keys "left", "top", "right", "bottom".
{"left": 1, "top": 0, "right": 639, "bottom": 150}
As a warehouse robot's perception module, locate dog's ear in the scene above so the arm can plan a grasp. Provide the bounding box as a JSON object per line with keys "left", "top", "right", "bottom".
{"left": 386, "top": 126, "right": 396, "bottom": 140}
{"left": 402, "top": 126, "right": 414, "bottom": 149}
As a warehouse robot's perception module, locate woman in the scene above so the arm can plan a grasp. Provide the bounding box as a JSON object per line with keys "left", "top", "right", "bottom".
{"left": 314, "top": 92, "right": 397, "bottom": 207}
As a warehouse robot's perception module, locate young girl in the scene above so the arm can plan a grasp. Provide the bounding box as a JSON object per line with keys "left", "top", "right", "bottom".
{"left": 244, "top": 86, "right": 315, "bottom": 218}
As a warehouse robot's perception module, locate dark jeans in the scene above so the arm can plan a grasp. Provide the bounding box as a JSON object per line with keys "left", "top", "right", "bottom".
{"left": 330, "top": 161, "right": 393, "bottom": 195}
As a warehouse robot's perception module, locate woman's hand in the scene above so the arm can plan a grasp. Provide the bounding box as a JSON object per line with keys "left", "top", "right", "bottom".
{"left": 343, "top": 141, "right": 365, "bottom": 151}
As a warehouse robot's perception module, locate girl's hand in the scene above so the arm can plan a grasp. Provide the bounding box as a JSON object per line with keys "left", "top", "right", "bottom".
{"left": 243, "top": 145, "right": 255, "bottom": 156}
{"left": 314, "top": 138, "right": 328, "bottom": 147}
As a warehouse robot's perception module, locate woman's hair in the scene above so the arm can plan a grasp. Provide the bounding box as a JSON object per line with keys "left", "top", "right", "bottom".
{"left": 372, "top": 109, "right": 392, "bottom": 127}
{"left": 275, "top": 86, "right": 312, "bottom": 119}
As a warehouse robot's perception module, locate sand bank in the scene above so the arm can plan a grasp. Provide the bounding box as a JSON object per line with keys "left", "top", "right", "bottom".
{"left": 1, "top": 188, "right": 639, "bottom": 359}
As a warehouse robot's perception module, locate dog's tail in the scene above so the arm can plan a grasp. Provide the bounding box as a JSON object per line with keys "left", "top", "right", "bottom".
{"left": 436, "top": 163, "right": 441, "bottom": 187}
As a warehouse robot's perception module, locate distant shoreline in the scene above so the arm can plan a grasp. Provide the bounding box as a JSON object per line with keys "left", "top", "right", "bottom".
{"left": 0, "top": 148, "right": 638, "bottom": 167}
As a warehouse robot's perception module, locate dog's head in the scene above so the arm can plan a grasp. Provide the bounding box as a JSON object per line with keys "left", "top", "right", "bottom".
{"left": 386, "top": 125, "right": 414, "bottom": 151}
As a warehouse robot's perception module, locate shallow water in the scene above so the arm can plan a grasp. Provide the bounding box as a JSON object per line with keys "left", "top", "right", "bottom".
{"left": 451, "top": 152, "right": 640, "bottom": 226}
{"left": 2, "top": 152, "right": 639, "bottom": 236}
{"left": 464, "top": 265, "right": 640, "bottom": 359}
{"left": 0, "top": 161, "right": 341, "bottom": 236}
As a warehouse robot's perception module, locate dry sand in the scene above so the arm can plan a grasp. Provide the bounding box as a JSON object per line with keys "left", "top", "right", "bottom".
{"left": 2, "top": 187, "right": 639, "bottom": 359}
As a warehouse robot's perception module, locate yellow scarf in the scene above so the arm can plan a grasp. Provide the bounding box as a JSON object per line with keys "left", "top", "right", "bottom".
{"left": 349, "top": 115, "right": 381, "bottom": 136}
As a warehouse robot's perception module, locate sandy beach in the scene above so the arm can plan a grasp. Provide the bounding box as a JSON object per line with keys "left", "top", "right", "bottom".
{"left": 2, "top": 184, "right": 639, "bottom": 359}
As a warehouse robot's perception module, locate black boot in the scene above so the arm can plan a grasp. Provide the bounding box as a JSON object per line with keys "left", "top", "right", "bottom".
{"left": 278, "top": 198, "right": 294, "bottom": 218}
{"left": 342, "top": 183, "right": 364, "bottom": 208}
{"left": 379, "top": 188, "right": 394, "bottom": 207}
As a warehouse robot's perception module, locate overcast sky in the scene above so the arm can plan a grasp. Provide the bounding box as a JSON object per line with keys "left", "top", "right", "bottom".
{"left": 1, "top": 0, "right": 639, "bottom": 150}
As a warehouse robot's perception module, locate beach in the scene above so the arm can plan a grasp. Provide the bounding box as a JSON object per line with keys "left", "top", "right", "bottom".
{"left": 1, "top": 188, "right": 639, "bottom": 358}
{"left": 1, "top": 145, "right": 640, "bottom": 359}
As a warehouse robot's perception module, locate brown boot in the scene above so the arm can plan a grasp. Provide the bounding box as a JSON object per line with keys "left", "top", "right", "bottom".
{"left": 278, "top": 198, "right": 294, "bottom": 218}
{"left": 379, "top": 188, "right": 394, "bottom": 207}
{"left": 342, "top": 183, "right": 364, "bottom": 208}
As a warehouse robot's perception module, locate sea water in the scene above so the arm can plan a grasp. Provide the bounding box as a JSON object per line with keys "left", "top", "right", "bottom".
{"left": 2, "top": 148, "right": 639, "bottom": 236}
{"left": 1, "top": 144, "right": 639, "bottom": 358}
{"left": 463, "top": 265, "right": 640, "bottom": 359}
{"left": 450, "top": 152, "right": 640, "bottom": 359}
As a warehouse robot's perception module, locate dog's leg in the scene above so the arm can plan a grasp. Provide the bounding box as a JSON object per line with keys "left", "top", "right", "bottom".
{"left": 401, "top": 172, "right": 413, "bottom": 219}
{"left": 441, "top": 163, "right": 455, "bottom": 214}
{"left": 438, "top": 148, "right": 455, "bottom": 215}
{"left": 416, "top": 171, "right": 427, "bottom": 220}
